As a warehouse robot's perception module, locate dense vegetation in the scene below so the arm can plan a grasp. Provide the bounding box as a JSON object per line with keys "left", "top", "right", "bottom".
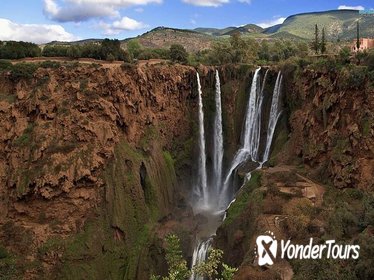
{"left": 42, "top": 39, "right": 131, "bottom": 61}
{"left": 0, "top": 41, "right": 41, "bottom": 59}
{"left": 1, "top": 32, "right": 373, "bottom": 71}
{"left": 151, "top": 234, "right": 237, "bottom": 280}
{"left": 0, "top": 39, "right": 131, "bottom": 62}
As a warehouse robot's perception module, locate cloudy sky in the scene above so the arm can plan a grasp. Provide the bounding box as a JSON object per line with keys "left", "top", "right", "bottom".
{"left": 0, "top": 0, "right": 371, "bottom": 43}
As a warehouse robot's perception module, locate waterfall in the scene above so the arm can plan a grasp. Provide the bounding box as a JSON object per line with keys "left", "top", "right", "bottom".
{"left": 213, "top": 70, "right": 224, "bottom": 195}
{"left": 190, "top": 238, "right": 212, "bottom": 280}
{"left": 190, "top": 69, "right": 283, "bottom": 279}
{"left": 190, "top": 72, "right": 223, "bottom": 280}
{"left": 242, "top": 67, "right": 262, "bottom": 157}
{"left": 196, "top": 73, "right": 208, "bottom": 208}
{"left": 260, "top": 69, "right": 269, "bottom": 95}
{"left": 220, "top": 67, "right": 262, "bottom": 206}
{"left": 262, "top": 72, "right": 283, "bottom": 163}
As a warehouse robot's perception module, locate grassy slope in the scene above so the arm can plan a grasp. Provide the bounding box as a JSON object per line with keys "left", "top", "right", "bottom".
{"left": 276, "top": 10, "right": 374, "bottom": 40}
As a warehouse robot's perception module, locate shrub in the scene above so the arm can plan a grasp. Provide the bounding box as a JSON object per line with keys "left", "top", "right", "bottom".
{"left": 42, "top": 45, "right": 69, "bottom": 57}
{"left": 310, "top": 57, "right": 339, "bottom": 72}
{"left": 348, "top": 66, "right": 367, "bottom": 89}
{"left": 13, "top": 123, "right": 34, "bottom": 147}
{"left": 169, "top": 44, "right": 188, "bottom": 64}
{"left": 0, "top": 41, "right": 41, "bottom": 59}
{"left": 0, "top": 59, "right": 12, "bottom": 72}
{"left": 283, "top": 198, "right": 314, "bottom": 239}
{"left": 365, "top": 50, "right": 374, "bottom": 71}
{"left": 121, "top": 62, "right": 135, "bottom": 72}
{"left": 10, "top": 63, "right": 38, "bottom": 80}
{"left": 66, "top": 45, "right": 82, "bottom": 59}
{"left": 0, "top": 246, "right": 8, "bottom": 259}
{"left": 40, "top": 60, "right": 61, "bottom": 69}
{"left": 127, "top": 39, "right": 142, "bottom": 59}
{"left": 106, "top": 53, "right": 115, "bottom": 62}
{"left": 338, "top": 47, "right": 351, "bottom": 64}
{"left": 138, "top": 49, "right": 160, "bottom": 60}
{"left": 153, "top": 234, "right": 190, "bottom": 280}
{"left": 122, "top": 50, "right": 132, "bottom": 63}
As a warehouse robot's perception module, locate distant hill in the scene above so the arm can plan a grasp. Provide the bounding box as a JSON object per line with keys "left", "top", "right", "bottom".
{"left": 130, "top": 27, "right": 213, "bottom": 52}
{"left": 268, "top": 31, "right": 306, "bottom": 40}
{"left": 43, "top": 9, "right": 373, "bottom": 52}
{"left": 263, "top": 24, "right": 282, "bottom": 34}
{"left": 193, "top": 27, "right": 236, "bottom": 36}
{"left": 269, "top": 9, "right": 374, "bottom": 40}
{"left": 194, "top": 24, "right": 263, "bottom": 36}
{"left": 222, "top": 24, "right": 264, "bottom": 36}
{"left": 45, "top": 39, "right": 103, "bottom": 46}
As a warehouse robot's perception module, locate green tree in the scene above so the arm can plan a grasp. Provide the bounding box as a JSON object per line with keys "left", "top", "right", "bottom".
{"left": 101, "top": 38, "right": 125, "bottom": 61}
{"left": 193, "top": 248, "right": 237, "bottom": 280}
{"left": 313, "top": 24, "right": 319, "bottom": 54}
{"left": 210, "top": 41, "right": 232, "bottom": 64}
{"left": 152, "top": 235, "right": 237, "bottom": 280}
{"left": 106, "top": 53, "right": 115, "bottom": 62}
{"left": 80, "top": 43, "right": 101, "bottom": 59}
{"left": 365, "top": 49, "right": 374, "bottom": 71}
{"left": 356, "top": 50, "right": 367, "bottom": 65}
{"left": 66, "top": 45, "right": 82, "bottom": 59}
{"left": 193, "top": 248, "right": 222, "bottom": 280}
{"left": 258, "top": 40, "right": 270, "bottom": 62}
{"left": 42, "top": 45, "right": 69, "bottom": 57}
{"left": 222, "top": 263, "right": 238, "bottom": 280}
{"left": 0, "top": 41, "right": 41, "bottom": 59}
{"left": 230, "top": 32, "right": 247, "bottom": 63}
{"left": 339, "top": 47, "right": 351, "bottom": 64}
{"left": 321, "top": 27, "right": 326, "bottom": 54}
{"left": 296, "top": 41, "right": 309, "bottom": 57}
{"left": 127, "top": 39, "right": 142, "bottom": 59}
{"left": 152, "top": 234, "right": 190, "bottom": 280}
{"left": 230, "top": 33, "right": 259, "bottom": 63}
{"left": 356, "top": 21, "right": 360, "bottom": 50}
{"left": 169, "top": 44, "right": 188, "bottom": 63}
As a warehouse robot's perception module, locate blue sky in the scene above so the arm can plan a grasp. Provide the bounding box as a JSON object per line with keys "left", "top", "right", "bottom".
{"left": 0, "top": 0, "right": 371, "bottom": 43}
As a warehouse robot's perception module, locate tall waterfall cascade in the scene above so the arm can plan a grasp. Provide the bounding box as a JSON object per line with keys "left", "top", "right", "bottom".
{"left": 213, "top": 70, "right": 224, "bottom": 196}
{"left": 262, "top": 71, "right": 283, "bottom": 163}
{"left": 190, "top": 68, "right": 283, "bottom": 279}
{"left": 219, "top": 67, "right": 262, "bottom": 206}
{"left": 196, "top": 72, "right": 208, "bottom": 209}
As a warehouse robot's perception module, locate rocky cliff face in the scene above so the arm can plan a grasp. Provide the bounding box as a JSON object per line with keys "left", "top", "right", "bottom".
{"left": 214, "top": 65, "right": 374, "bottom": 280}
{"left": 0, "top": 62, "right": 259, "bottom": 279}
{"left": 282, "top": 66, "right": 374, "bottom": 190}
{"left": 1, "top": 61, "right": 372, "bottom": 279}
{"left": 0, "top": 62, "right": 200, "bottom": 278}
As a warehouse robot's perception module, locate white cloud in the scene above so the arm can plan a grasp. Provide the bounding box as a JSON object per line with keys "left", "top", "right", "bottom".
{"left": 112, "top": 16, "right": 147, "bottom": 29}
{"left": 0, "top": 18, "right": 78, "bottom": 43}
{"left": 43, "top": 0, "right": 162, "bottom": 22}
{"left": 338, "top": 5, "right": 364, "bottom": 10}
{"left": 182, "top": 0, "right": 251, "bottom": 6}
{"left": 100, "top": 16, "right": 147, "bottom": 35}
{"left": 182, "top": 0, "right": 229, "bottom": 7}
{"left": 257, "top": 17, "right": 286, "bottom": 28}
{"left": 135, "top": 7, "right": 144, "bottom": 12}
{"left": 44, "top": 0, "right": 119, "bottom": 22}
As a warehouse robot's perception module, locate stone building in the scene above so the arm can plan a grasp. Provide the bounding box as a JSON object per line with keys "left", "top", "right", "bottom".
{"left": 352, "top": 38, "right": 374, "bottom": 52}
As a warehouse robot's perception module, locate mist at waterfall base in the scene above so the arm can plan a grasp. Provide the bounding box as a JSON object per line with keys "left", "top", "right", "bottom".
{"left": 190, "top": 68, "right": 283, "bottom": 279}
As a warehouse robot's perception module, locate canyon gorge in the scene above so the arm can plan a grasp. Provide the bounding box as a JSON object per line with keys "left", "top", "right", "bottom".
{"left": 0, "top": 60, "right": 373, "bottom": 279}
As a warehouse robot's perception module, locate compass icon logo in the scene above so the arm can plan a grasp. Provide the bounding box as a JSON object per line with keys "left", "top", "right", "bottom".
{"left": 256, "top": 232, "right": 278, "bottom": 266}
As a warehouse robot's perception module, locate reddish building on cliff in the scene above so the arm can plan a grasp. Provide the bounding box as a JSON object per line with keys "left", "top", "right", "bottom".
{"left": 352, "top": 38, "right": 374, "bottom": 52}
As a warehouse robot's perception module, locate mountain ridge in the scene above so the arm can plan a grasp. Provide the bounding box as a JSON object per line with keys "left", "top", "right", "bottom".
{"left": 42, "top": 9, "right": 373, "bottom": 49}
